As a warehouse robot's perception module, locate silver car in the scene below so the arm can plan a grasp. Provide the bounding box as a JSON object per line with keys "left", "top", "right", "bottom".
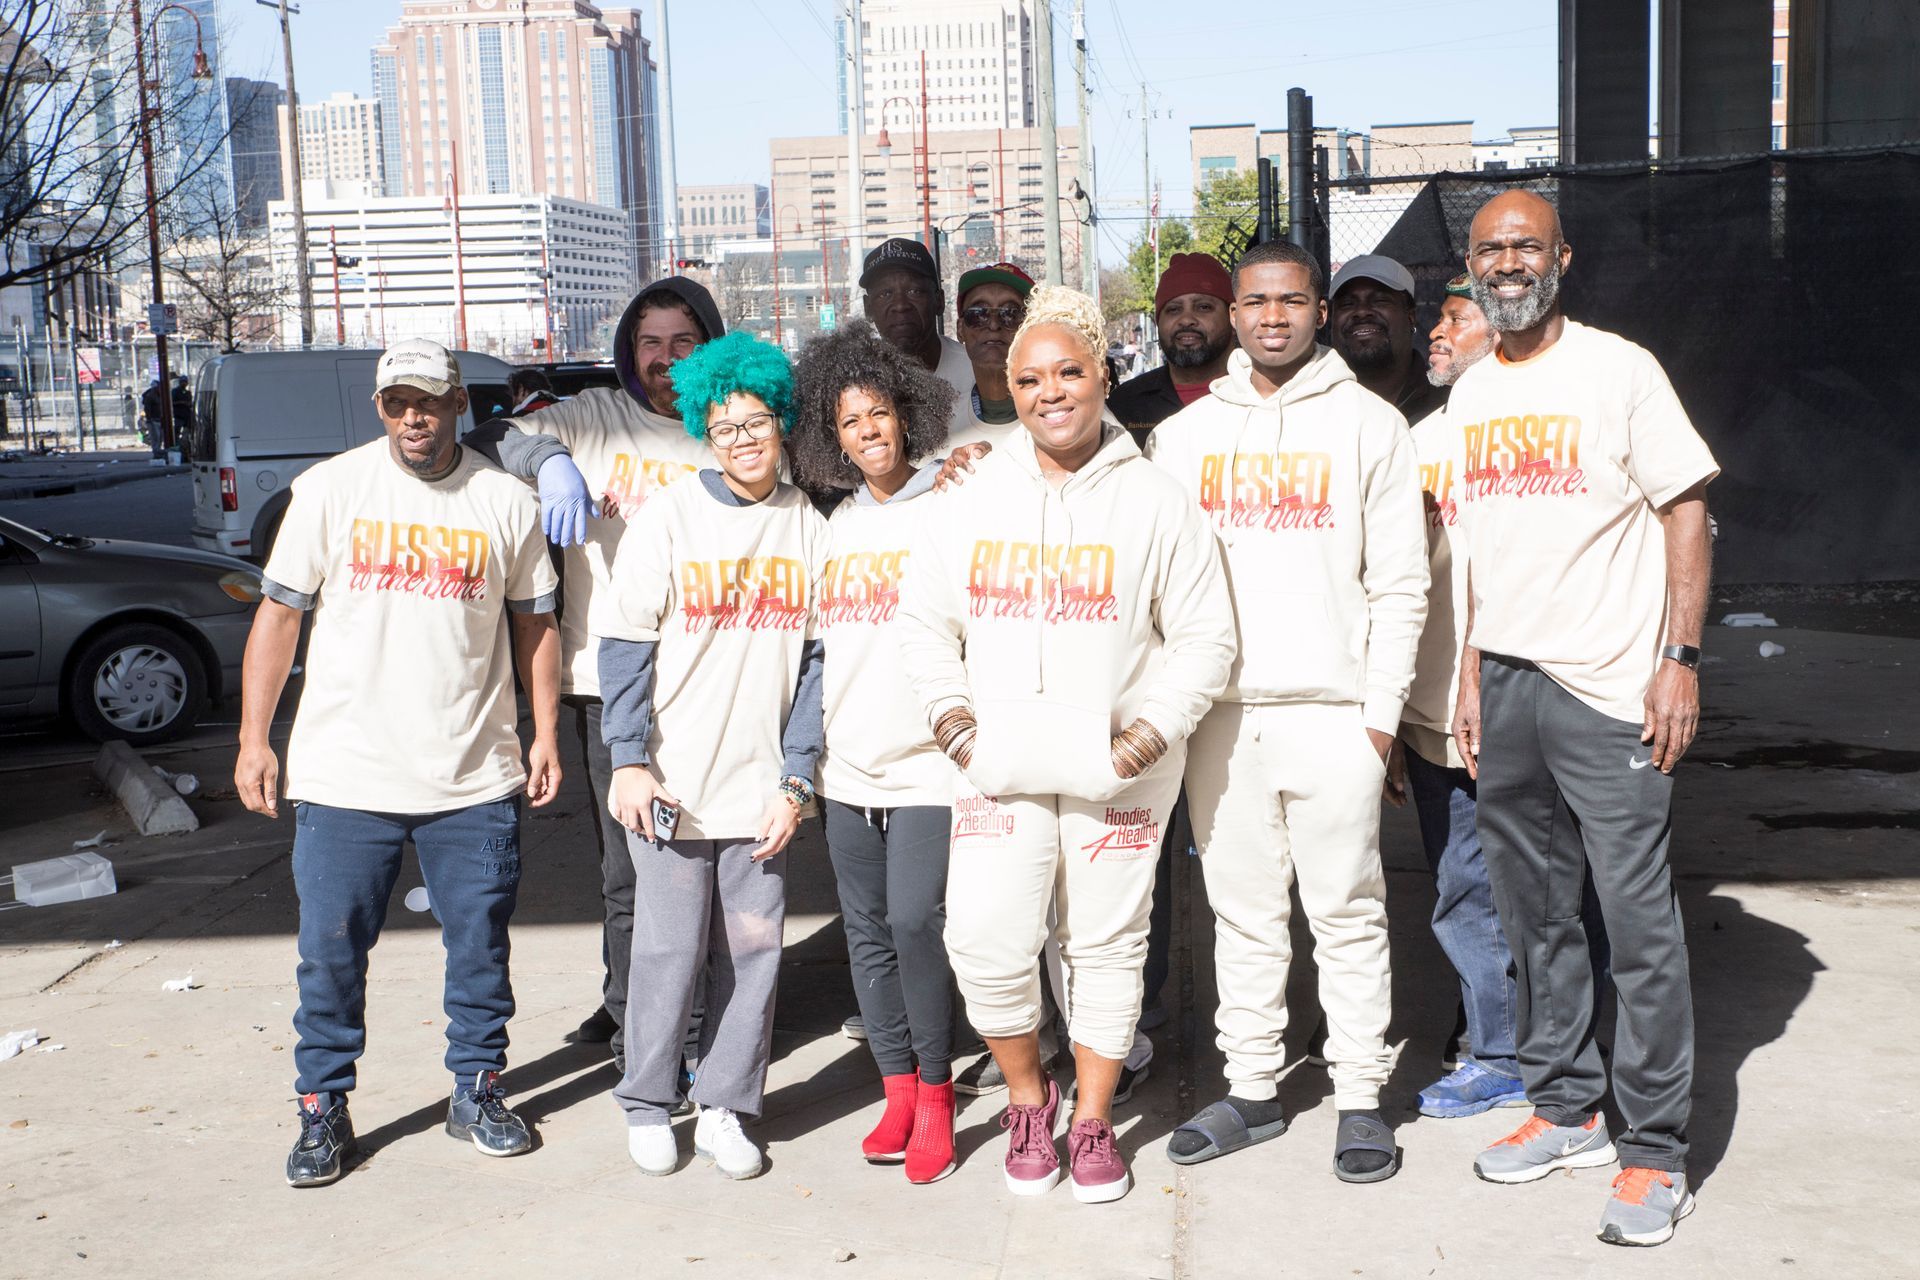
{"left": 0, "top": 515, "right": 261, "bottom": 744}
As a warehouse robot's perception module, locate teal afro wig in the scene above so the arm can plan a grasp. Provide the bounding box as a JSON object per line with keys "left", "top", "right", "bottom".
{"left": 668, "top": 330, "right": 795, "bottom": 439}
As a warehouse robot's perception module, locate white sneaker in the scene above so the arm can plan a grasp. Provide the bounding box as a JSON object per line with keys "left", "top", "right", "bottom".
{"left": 694, "top": 1106, "right": 764, "bottom": 1180}
{"left": 627, "top": 1122, "right": 678, "bottom": 1176}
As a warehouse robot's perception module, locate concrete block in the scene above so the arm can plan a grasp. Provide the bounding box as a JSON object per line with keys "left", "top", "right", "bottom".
{"left": 92, "top": 740, "right": 199, "bottom": 836}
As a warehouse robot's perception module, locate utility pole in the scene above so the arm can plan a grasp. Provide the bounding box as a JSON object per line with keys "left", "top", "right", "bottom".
{"left": 276, "top": 0, "right": 312, "bottom": 347}
{"left": 1072, "top": 1, "right": 1096, "bottom": 298}
{"left": 1034, "top": 0, "right": 1062, "bottom": 283}
{"left": 844, "top": 0, "right": 864, "bottom": 314}
{"left": 656, "top": 0, "right": 681, "bottom": 278}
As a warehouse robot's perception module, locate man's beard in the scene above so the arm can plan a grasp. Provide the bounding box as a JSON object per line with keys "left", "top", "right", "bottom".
{"left": 1427, "top": 336, "right": 1497, "bottom": 387}
{"left": 1471, "top": 255, "right": 1563, "bottom": 332}
{"left": 1338, "top": 331, "right": 1396, "bottom": 372}
{"left": 1166, "top": 331, "right": 1230, "bottom": 369}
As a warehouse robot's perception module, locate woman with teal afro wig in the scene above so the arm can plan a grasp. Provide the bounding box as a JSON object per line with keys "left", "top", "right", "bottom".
{"left": 667, "top": 330, "right": 795, "bottom": 440}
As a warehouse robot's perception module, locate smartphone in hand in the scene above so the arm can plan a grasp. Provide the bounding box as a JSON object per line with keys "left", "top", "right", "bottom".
{"left": 651, "top": 797, "right": 680, "bottom": 841}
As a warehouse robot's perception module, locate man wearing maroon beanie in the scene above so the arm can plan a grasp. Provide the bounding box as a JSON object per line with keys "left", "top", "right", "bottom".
{"left": 1109, "top": 252, "right": 1236, "bottom": 444}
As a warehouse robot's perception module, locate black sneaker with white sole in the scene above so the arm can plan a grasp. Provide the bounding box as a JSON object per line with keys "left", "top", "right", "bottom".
{"left": 286, "top": 1092, "right": 357, "bottom": 1188}
{"left": 446, "top": 1071, "right": 532, "bottom": 1157}
{"left": 953, "top": 1052, "right": 1006, "bottom": 1096}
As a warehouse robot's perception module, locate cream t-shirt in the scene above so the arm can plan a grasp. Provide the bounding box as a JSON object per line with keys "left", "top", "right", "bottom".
{"left": 590, "top": 476, "right": 829, "bottom": 840}
{"left": 817, "top": 487, "right": 955, "bottom": 808}
{"left": 1450, "top": 321, "right": 1719, "bottom": 722}
{"left": 1404, "top": 402, "right": 1467, "bottom": 768}
{"left": 264, "top": 440, "right": 557, "bottom": 813}
{"left": 509, "top": 391, "right": 708, "bottom": 696}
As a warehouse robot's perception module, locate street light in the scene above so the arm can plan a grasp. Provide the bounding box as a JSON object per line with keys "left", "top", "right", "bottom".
{"left": 129, "top": 0, "right": 214, "bottom": 456}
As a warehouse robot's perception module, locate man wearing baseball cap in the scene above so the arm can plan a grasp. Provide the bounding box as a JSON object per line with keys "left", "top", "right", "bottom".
{"left": 1109, "top": 252, "right": 1236, "bottom": 443}
{"left": 860, "top": 237, "right": 973, "bottom": 402}
{"left": 237, "top": 338, "right": 562, "bottom": 1187}
{"left": 1328, "top": 253, "right": 1445, "bottom": 423}
{"left": 945, "top": 259, "right": 1034, "bottom": 453}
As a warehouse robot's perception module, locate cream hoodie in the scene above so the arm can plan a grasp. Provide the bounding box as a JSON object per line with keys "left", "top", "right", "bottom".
{"left": 817, "top": 466, "right": 956, "bottom": 808}
{"left": 1145, "top": 344, "right": 1429, "bottom": 734}
{"left": 897, "top": 420, "right": 1236, "bottom": 803}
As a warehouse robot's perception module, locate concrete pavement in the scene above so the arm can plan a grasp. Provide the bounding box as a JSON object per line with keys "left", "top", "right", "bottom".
{"left": 2, "top": 624, "right": 1915, "bottom": 1277}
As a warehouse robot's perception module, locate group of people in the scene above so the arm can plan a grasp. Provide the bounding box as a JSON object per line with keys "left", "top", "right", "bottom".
{"left": 235, "top": 187, "right": 1715, "bottom": 1249}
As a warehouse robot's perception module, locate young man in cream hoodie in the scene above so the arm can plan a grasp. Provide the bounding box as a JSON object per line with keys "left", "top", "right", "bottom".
{"left": 1146, "top": 240, "right": 1428, "bottom": 1182}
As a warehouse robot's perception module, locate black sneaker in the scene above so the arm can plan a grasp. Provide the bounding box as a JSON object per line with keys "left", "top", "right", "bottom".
{"left": 446, "top": 1071, "right": 532, "bottom": 1157}
{"left": 566, "top": 1006, "right": 618, "bottom": 1045}
{"left": 953, "top": 1052, "right": 1006, "bottom": 1096}
{"left": 1067, "top": 1062, "right": 1150, "bottom": 1107}
{"left": 286, "top": 1092, "right": 356, "bottom": 1188}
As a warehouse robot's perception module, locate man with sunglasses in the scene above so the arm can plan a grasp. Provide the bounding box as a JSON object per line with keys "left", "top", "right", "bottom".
{"left": 946, "top": 260, "right": 1035, "bottom": 453}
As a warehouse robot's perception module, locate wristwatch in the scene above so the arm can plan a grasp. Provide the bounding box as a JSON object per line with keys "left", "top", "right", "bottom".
{"left": 1660, "top": 644, "right": 1702, "bottom": 669}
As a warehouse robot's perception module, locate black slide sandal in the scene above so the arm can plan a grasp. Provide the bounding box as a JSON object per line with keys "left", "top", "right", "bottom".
{"left": 1166, "top": 1100, "right": 1290, "bottom": 1166}
{"left": 1332, "top": 1112, "right": 1401, "bottom": 1184}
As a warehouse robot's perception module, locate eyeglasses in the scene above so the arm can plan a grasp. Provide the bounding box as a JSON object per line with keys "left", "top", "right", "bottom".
{"left": 961, "top": 304, "right": 1025, "bottom": 331}
{"left": 708, "top": 413, "right": 779, "bottom": 448}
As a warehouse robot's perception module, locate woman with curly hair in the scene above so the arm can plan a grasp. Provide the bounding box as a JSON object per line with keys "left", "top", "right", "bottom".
{"left": 591, "top": 330, "right": 828, "bottom": 1182}
{"left": 896, "top": 286, "right": 1237, "bottom": 1204}
{"left": 789, "top": 320, "right": 961, "bottom": 1183}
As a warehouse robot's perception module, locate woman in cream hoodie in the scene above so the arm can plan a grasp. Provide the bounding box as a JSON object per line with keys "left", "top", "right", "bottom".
{"left": 897, "top": 287, "right": 1235, "bottom": 1206}
{"left": 790, "top": 321, "right": 961, "bottom": 1185}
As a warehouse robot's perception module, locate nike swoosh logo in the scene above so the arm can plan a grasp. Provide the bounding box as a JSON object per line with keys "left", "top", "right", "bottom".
{"left": 1629, "top": 755, "right": 1654, "bottom": 770}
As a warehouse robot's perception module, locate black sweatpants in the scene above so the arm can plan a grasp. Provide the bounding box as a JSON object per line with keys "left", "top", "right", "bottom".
{"left": 824, "top": 799, "right": 954, "bottom": 1083}
{"left": 1476, "top": 655, "right": 1694, "bottom": 1172}
{"left": 566, "top": 696, "right": 637, "bottom": 1059}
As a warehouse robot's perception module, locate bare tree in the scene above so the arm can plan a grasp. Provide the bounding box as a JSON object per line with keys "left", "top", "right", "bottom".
{"left": 162, "top": 178, "right": 278, "bottom": 350}
{"left": 711, "top": 257, "right": 766, "bottom": 333}
{"left": 0, "top": 0, "right": 243, "bottom": 294}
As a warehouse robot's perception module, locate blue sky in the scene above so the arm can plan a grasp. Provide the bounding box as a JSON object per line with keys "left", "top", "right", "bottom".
{"left": 222, "top": 0, "right": 1557, "bottom": 263}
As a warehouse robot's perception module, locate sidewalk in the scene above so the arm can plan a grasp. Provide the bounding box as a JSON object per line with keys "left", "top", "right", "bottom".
{"left": 1, "top": 625, "right": 1915, "bottom": 1276}
{"left": 0, "top": 451, "right": 183, "bottom": 501}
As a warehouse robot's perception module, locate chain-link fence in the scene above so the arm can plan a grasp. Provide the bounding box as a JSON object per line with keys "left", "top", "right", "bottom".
{"left": 0, "top": 335, "right": 243, "bottom": 454}
{"left": 1310, "top": 148, "right": 1920, "bottom": 584}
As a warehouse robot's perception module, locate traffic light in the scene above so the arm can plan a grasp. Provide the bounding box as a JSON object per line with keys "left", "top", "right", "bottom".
{"left": 676, "top": 257, "right": 708, "bottom": 269}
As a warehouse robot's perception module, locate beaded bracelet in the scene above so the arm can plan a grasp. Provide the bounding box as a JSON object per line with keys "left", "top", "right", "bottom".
{"left": 777, "top": 774, "right": 813, "bottom": 809}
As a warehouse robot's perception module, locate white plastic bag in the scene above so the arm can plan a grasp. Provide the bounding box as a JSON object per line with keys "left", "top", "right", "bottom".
{"left": 12, "top": 852, "right": 118, "bottom": 907}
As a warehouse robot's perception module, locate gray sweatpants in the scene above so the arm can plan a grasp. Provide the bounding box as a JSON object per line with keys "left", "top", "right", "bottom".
{"left": 823, "top": 800, "right": 954, "bottom": 1082}
{"left": 1476, "top": 655, "right": 1694, "bottom": 1172}
{"left": 614, "top": 835, "right": 786, "bottom": 1125}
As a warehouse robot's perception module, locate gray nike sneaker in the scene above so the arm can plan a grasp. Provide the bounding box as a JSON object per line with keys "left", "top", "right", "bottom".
{"left": 1598, "top": 1167, "right": 1695, "bottom": 1246}
{"left": 1473, "top": 1113, "right": 1617, "bottom": 1184}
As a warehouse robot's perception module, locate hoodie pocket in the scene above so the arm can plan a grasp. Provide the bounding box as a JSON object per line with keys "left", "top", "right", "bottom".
{"left": 1262, "top": 591, "right": 1363, "bottom": 697}
{"left": 964, "top": 698, "right": 1126, "bottom": 803}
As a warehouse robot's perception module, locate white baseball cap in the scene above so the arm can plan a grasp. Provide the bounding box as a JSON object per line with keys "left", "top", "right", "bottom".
{"left": 374, "top": 339, "right": 462, "bottom": 396}
{"left": 1329, "top": 254, "right": 1416, "bottom": 300}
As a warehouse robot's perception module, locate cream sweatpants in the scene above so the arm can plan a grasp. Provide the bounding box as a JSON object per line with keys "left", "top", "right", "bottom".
{"left": 944, "top": 763, "right": 1182, "bottom": 1062}
{"left": 1186, "top": 700, "right": 1394, "bottom": 1109}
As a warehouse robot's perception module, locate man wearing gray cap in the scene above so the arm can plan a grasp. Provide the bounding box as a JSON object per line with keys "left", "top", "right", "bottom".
{"left": 1329, "top": 254, "right": 1446, "bottom": 423}
{"left": 236, "top": 338, "right": 562, "bottom": 1188}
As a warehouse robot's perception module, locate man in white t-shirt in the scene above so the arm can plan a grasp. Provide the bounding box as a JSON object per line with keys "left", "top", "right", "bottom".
{"left": 1448, "top": 191, "right": 1716, "bottom": 1248}
{"left": 860, "top": 238, "right": 973, "bottom": 402}
{"left": 237, "top": 339, "right": 561, "bottom": 1189}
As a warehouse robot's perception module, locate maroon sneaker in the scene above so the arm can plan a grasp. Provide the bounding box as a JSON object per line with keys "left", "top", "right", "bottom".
{"left": 999, "top": 1077, "right": 1061, "bottom": 1195}
{"left": 1068, "top": 1117, "right": 1131, "bottom": 1203}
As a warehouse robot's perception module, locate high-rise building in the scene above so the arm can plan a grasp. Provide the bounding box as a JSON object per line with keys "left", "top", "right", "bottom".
{"left": 135, "top": 0, "right": 236, "bottom": 217}
{"left": 677, "top": 184, "right": 770, "bottom": 260}
{"left": 225, "top": 77, "right": 284, "bottom": 228}
{"left": 369, "top": 0, "right": 658, "bottom": 266}
{"left": 770, "top": 124, "right": 1080, "bottom": 296}
{"left": 279, "top": 92, "right": 385, "bottom": 199}
{"left": 841, "top": 0, "right": 1037, "bottom": 136}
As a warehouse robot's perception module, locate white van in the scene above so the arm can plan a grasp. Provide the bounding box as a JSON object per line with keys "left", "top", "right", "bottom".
{"left": 187, "top": 349, "right": 516, "bottom": 561}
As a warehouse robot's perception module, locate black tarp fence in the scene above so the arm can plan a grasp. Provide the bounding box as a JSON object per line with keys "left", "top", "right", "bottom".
{"left": 1326, "top": 148, "right": 1920, "bottom": 584}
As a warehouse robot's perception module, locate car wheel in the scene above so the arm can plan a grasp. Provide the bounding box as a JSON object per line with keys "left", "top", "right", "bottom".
{"left": 67, "top": 623, "right": 208, "bottom": 746}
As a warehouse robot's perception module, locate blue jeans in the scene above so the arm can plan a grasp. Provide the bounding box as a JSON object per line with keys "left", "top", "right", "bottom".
{"left": 1403, "top": 749, "right": 1521, "bottom": 1076}
{"left": 291, "top": 797, "right": 521, "bottom": 1098}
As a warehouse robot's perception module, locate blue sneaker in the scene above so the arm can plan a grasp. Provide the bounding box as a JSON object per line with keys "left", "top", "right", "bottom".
{"left": 1417, "top": 1059, "right": 1528, "bottom": 1118}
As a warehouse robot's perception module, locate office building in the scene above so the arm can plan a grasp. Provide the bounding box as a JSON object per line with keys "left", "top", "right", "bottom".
{"left": 369, "top": 0, "right": 660, "bottom": 257}
{"left": 677, "top": 183, "right": 771, "bottom": 260}
{"left": 225, "top": 78, "right": 284, "bottom": 228}
{"left": 268, "top": 192, "right": 636, "bottom": 357}
{"left": 280, "top": 92, "right": 386, "bottom": 200}
{"left": 842, "top": 0, "right": 1037, "bottom": 135}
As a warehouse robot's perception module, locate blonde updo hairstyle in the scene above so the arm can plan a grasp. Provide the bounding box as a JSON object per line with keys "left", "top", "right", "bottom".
{"left": 1006, "top": 285, "right": 1109, "bottom": 393}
